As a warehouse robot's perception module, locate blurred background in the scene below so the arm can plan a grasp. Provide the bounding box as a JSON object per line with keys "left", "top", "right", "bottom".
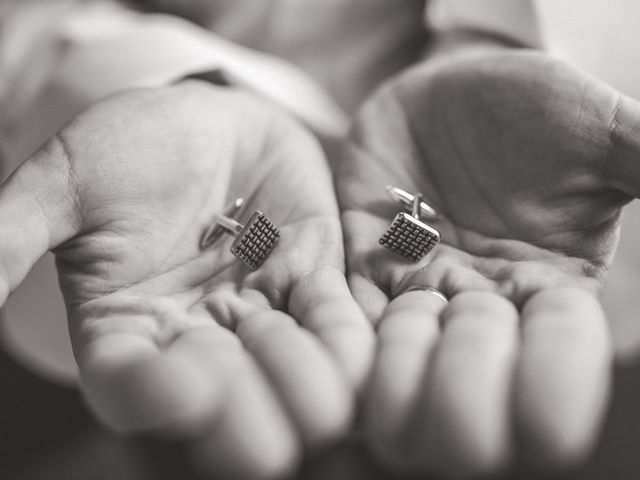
{"left": 4, "top": 0, "right": 640, "bottom": 478}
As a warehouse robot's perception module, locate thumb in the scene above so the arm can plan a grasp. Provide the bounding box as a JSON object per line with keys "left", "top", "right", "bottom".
{"left": 0, "top": 134, "right": 81, "bottom": 304}
{"left": 605, "top": 93, "right": 640, "bottom": 198}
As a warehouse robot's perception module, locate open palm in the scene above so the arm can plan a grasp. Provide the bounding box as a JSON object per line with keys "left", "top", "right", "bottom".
{"left": 0, "top": 81, "right": 373, "bottom": 479}
{"left": 338, "top": 49, "right": 640, "bottom": 477}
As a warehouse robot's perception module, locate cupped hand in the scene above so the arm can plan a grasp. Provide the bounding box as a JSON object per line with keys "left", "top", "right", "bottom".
{"left": 337, "top": 48, "right": 640, "bottom": 477}
{"left": 0, "top": 81, "right": 373, "bottom": 479}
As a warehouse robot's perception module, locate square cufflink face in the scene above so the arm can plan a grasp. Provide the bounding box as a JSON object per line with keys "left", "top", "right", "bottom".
{"left": 379, "top": 212, "right": 440, "bottom": 262}
{"left": 230, "top": 211, "right": 280, "bottom": 270}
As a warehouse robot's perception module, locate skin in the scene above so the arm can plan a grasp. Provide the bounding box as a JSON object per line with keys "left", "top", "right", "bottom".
{"left": 0, "top": 81, "right": 374, "bottom": 479}
{"left": 338, "top": 45, "right": 640, "bottom": 477}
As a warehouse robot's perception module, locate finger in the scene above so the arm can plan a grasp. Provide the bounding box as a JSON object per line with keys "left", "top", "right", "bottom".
{"left": 339, "top": 209, "right": 392, "bottom": 324}
{"left": 515, "top": 288, "right": 612, "bottom": 468}
{"left": 289, "top": 267, "right": 376, "bottom": 391}
{"left": 76, "top": 320, "right": 234, "bottom": 436}
{"left": 605, "top": 93, "right": 640, "bottom": 198}
{"left": 235, "top": 307, "right": 354, "bottom": 449}
{"left": 415, "top": 291, "right": 519, "bottom": 478}
{"left": 348, "top": 272, "right": 390, "bottom": 325}
{"left": 182, "top": 330, "right": 301, "bottom": 480}
{"left": 365, "top": 289, "right": 446, "bottom": 468}
{"left": 0, "top": 135, "right": 80, "bottom": 304}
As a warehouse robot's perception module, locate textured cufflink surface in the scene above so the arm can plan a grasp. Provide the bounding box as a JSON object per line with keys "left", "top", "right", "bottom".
{"left": 230, "top": 211, "right": 280, "bottom": 270}
{"left": 379, "top": 212, "right": 440, "bottom": 262}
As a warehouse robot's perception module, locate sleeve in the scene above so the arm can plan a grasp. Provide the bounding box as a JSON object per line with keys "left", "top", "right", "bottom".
{"left": 0, "top": 0, "right": 83, "bottom": 173}
{"left": 425, "top": 0, "right": 544, "bottom": 48}
{"left": 0, "top": 0, "right": 348, "bottom": 172}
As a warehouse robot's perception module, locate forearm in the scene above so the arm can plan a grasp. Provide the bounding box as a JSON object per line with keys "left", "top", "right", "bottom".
{"left": 424, "top": 0, "right": 543, "bottom": 60}
{"left": 425, "top": 29, "right": 526, "bottom": 63}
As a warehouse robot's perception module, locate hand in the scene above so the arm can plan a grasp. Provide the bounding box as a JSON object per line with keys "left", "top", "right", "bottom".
{"left": 337, "top": 48, "right": 640, "bottom": 477}
{"left": 0, "top": 81, "right": 373, "bottom": 479}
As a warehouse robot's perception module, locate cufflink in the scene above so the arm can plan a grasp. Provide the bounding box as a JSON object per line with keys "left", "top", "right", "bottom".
{"left": 379, "top": 187, "right": 441, "bottom": 262}
{"left": 201, "top": 198, "right": 280, "bottom": 270}
{"left": 385, "top": 186, "right": 442, "bottom": 221}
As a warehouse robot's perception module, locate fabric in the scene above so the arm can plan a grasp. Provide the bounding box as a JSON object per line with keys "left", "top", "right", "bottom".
{"left": 1, "top": 0, "right": 431, "bottom": 172}
{"left": 1, "top": 0, "right": 354, "bottom": 171}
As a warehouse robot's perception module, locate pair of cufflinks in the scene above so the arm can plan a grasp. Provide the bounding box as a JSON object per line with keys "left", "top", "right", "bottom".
{"left": 201, "top": 186, "right": 441, "bottom": 270}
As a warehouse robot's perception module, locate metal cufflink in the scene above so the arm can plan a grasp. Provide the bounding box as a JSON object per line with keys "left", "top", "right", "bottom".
{"left": 379, "top": 186, "right": 441, "bottom": 262}
{"left": 200, "top": 198, "right": 280, "bottom": 270}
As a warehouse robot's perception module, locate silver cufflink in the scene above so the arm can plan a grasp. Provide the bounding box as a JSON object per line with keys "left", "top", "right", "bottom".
{"left": 379, "top": 186, "right": 441, "bottom": 262}
{"left": 201, "top": 198, "right": 280, "bottom": 270}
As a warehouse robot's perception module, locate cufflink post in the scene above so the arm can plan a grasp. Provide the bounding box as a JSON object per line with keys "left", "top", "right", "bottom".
{"left": 386, "top": 185, "right": 441, "bottom": 220}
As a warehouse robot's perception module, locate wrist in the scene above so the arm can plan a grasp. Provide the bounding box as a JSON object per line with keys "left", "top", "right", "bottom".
{"left": 426, "top": 29, "right": 525, "bottom": 63}
{"left": 426, "top": 0, "right": 543, "bottom": 55}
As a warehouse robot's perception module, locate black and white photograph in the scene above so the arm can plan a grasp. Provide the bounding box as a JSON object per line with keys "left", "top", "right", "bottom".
{"left": 2, "top": 1, "right": 640, "bottom": 479}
